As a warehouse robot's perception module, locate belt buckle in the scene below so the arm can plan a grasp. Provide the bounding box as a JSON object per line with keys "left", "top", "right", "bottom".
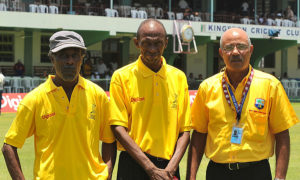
{"left": 228, "top": 163, "right": 239, "bottom": 170}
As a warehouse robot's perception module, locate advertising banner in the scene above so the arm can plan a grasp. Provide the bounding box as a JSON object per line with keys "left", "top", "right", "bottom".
{"left": 1, "top": 91, "right": 198, "bottom": 113}
{"left": 1, "top": 93, "right": 27, "bottom": 113}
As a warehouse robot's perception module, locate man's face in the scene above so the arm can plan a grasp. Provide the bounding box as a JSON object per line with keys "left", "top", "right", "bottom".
{"left": 219, "top": 29, "right": 253, "bottom": 73}
{"left": 134, "top": 22, "right": 168, "bottom": 66}
{"left": 51, "top": 48, "right": 84, "bottom": 82}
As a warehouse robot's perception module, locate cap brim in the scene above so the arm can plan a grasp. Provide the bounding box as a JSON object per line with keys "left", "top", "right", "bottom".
{"left": 51, "top": 44, "right": 87, "bottom": 53}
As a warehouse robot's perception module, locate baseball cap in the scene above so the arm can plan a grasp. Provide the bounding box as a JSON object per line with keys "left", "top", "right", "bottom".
{"left": 49, "top": 31, "right": 87, "bottom": 53}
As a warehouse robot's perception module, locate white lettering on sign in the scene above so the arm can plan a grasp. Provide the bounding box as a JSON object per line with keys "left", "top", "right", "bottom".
{"left": 1, "top": 91, "right": 199, "bottom": 113}
{"left": 205, "top": 23, "right": 298, "bottom": 38}
{"left": 2, "top": 95, "right": 23, "bottom": 111}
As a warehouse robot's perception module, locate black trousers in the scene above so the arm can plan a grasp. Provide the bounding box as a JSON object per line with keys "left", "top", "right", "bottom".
{"left": 206, "top": 159, "right": 272, "bottom": 180}
{"left": 117, "top": 151, "right": 180, "bottom": 180}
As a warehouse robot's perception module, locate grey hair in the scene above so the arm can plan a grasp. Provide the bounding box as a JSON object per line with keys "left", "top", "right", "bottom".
{"left": 220, "top": 31, "right": 252, "bottom": 49}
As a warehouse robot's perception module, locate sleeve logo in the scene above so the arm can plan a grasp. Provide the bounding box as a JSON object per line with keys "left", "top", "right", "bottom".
{"left": 171, "top": 93, "right": 178, "bottom": 108}
{"left": 89, "top": 104, "right": 96, "bottom": 120}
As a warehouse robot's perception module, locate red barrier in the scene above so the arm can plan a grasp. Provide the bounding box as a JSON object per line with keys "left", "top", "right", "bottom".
{"left": 1, "top": 91, "right": 198, "bottom": 113}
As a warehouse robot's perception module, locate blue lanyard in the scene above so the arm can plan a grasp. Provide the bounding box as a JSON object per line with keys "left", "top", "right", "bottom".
{"left": 227, "top": 83, "right": 250, "bottom": 122}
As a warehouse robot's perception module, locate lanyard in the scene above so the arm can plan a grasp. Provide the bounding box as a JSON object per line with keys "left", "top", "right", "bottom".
{"left": 222, "top": 68, "right": 254, "bottom": 122}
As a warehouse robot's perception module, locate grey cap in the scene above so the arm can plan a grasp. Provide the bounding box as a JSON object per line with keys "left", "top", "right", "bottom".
{"left": 49, "top": 31, "right": 87, "bottom": 53}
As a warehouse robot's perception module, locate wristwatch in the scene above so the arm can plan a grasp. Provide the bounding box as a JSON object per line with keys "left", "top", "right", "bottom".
{"left": 180, "top": 24, "right": 194, "bottom": 42}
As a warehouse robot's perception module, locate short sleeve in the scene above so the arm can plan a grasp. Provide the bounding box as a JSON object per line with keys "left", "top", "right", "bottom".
{"left": 108, "top": 74, "right": 129, "bottom": 128}
{"left": 269, "top": 82, "right": 299, "bottom": 134}
{"left": 178, "top": 77, "right": 191, "bottom": 132}
{"left": 191, "top": 83, "right": 209, "bottom": 133}
{"left": 99, "top": 93, "right": 115, "bottom": 143}
{"left": 4, "top": 103, "right": 35, "bottom": 148}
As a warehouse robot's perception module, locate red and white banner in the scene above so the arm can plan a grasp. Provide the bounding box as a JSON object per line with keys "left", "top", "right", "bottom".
{"left": 189, "top": 90, "right": 197, "bottom": 105}
{"left": 1, "top": 93, "right": 27, "bottom": 113}
{"left": 1, "top": 91, "right": 198, "bottom": 113}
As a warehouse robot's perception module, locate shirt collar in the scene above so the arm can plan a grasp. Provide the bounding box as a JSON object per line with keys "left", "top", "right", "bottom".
{"left": 45, "top": 75, "right": 86, "bottom": 93}
{"left": 224, "top": 65, "right": 253, "bottom": 87}
{"left": 137, "top": 55, "right": 167, "bottom": 79}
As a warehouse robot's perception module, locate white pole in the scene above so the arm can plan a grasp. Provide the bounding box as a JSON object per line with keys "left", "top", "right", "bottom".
{"left": 70, "top": 0, "right": 73, "bottom": 13}
{"left": 210, "top": 0, "right": 213, "bottom": 22}
{"left": 297, "top": 0, "right": 299, "bottom": 22}
{"left": 255, "top": 0, "right": 257, "bottom": 24}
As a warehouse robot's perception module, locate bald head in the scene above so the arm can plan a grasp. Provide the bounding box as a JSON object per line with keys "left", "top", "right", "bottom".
{"left": 218, "top": 28, "right": 253, "bottom": 74}
{"left": 137, "top": 19, "right": 167, "bottom": 40}
{"left": 134, "top": 19, "right": 168, "bottom": 72}
{"left": 220, "top": 28, "right": 251, "bottom": 49}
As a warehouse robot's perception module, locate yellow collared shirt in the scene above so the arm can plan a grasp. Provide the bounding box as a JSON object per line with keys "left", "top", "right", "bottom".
{"left": 109, "top": 56, "right": 191, "bottom": 160}
{"left": 4, "top": 75, "right": 114, "bottom": 180}
{"left": 191, "top": 66, "right": 299, "bottom": 163}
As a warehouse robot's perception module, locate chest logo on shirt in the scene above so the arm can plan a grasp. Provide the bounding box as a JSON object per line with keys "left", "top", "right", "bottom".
{"left": 89, "top": 104, "right": 96, "bottom": 120}
{"left": 42, "top": 112, "right": 56, "bottom": 120}
{"left": 130, "top": 97, "right": 145, "bottom": 103}
{"left": 255, "top": 98, "right": 265, "bottom": 110}
{"left": 171, "top": 93, "right": 178, "bottom": 108}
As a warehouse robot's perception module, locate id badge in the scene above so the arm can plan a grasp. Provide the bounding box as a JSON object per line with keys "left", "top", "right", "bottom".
{"left": 230, "top": 126, "right": 243, "bottom": 144}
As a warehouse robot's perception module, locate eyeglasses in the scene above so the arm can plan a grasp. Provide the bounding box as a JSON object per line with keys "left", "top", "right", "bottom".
{"left": 222, "top": 43, "right": 249, "bottom": 52}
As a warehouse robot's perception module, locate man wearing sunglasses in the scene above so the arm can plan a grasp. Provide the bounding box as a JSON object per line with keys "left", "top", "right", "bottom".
{"left": 187, "top": 28, "right": 299, "bottom": 180}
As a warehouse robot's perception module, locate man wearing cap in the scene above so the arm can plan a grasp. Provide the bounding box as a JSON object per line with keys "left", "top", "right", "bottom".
{"left": 2, "top": 31, "right": 116, "bottom": 180}
{"left": 109, "top": 19, "right": 191, "bottom": 180}
{"left": 186, "top": 28, "right": 299, "bottom": 180}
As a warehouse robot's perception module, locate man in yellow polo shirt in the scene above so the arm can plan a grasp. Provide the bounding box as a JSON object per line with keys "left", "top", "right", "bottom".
{"left": 109, "top": 19, "right": 191, "bottom": 179}
{"left": 186, "top": 28, "right": 299, "bottom": 180}
{"left": 2, "top": 31, "right": 116, "bottom": 180}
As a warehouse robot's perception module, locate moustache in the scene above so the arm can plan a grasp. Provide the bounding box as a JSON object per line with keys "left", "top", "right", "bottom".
{"left": 230, "top": 56, "right": 243, "bottom": 62}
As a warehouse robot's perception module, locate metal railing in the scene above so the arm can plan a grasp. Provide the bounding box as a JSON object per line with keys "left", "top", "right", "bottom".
{"left": 2, "top": 2, "right": 299, "bottom": 27}
{"left": 3, "top": 76, "right": 111, "bottom": 93}
{"left": 281, "top": 79, "right": 300, "bottom": 98}
{"left": 3, "top": 76, "right": 300, "bottom": 101}
{"left": 0, "top": 1, "right": 254, "bottom": 24}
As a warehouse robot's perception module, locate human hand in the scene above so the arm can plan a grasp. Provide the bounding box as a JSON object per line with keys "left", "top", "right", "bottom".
{"left": 165, "top": 166, "right": 176, "bottom": 178}
{"left": 148, "top": 167, "right": 173, "bottom": 180}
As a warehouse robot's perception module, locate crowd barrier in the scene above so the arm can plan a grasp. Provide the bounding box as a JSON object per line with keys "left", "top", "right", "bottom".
{"left": 1, "top": 91, "right": 198, "bottom": 113}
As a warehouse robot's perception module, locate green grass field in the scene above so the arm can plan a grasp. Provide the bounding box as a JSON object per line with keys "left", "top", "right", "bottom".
{"left": 0, "top": 103, "right": 299, "bottom": 179}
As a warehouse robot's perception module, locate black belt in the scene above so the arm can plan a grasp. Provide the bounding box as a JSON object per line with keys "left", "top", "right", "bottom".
{"left": 211, "top": 159, "right": 268, "bottom": 171}
{"left": 145, "top": 152, "right": 168, "bottom": 162}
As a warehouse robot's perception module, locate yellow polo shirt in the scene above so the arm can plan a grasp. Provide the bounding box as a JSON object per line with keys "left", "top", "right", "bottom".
{"left": 4, "top": 75, "right": 114, "bottom": 180}
{"left": 191, "top": 66, "right": 299, "bottom": 163}
{"left": 109, "top": 56, "right": 191, "bottom": 160}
